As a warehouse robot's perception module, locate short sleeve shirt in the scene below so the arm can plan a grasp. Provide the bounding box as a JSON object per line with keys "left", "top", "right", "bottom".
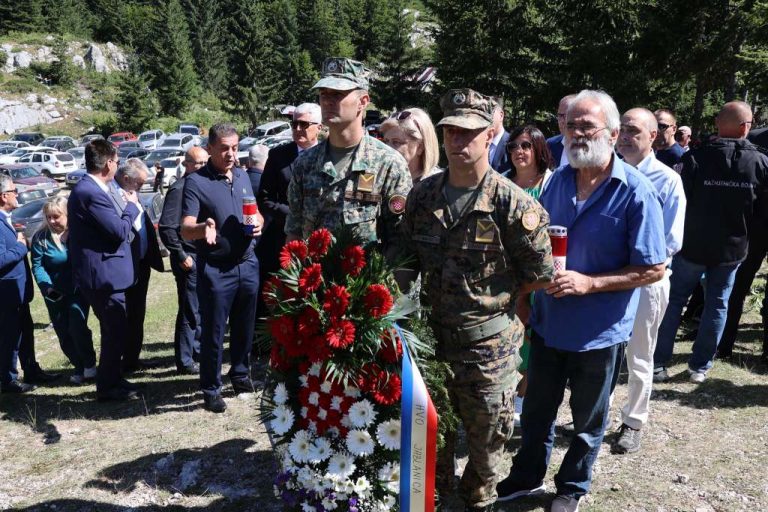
{"left": 531, "top": 155, "right": 666, "bottom": 351}
{"left": 182, "top": 163, "right": 255, "bottom": 265}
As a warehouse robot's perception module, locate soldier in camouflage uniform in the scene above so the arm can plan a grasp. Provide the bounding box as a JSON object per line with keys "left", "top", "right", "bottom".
{"left": 285, "top": 58, "right": 412, "bottom": 263}
{"left": 401, "top": 88, "right": 554, "bottom": 511}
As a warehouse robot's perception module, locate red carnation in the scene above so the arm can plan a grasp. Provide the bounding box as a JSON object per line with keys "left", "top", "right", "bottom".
{"left": 298, "top": 263, "right": 323, "bottom": 295}
{"left": 323, "top": 285, "right": 350, "bottom": 318}
{"left": 341, "top": 245, "right": 366, "bottom": 277}
{"left": 364, "top": 284, "right": 394, "bottom": 318}
{"left": 279, "top": 240, "right": 309, "bottom": 269}
{"left": 297, "top": 307, "right": 322, "bottom": 337}
{"left": 307, "top": 229, "right": 333, "bottom": 260}
{"left": 325, "top": 319, "right": 356, "bottom": 349}
{"left": 306, "top": 335, "right": 332, "bottom": 363}
{"left": 372, "top": 372, "right": 402, "bottom": 405}
{"left": 378, "top": 331, "right": 403, "bottom": 363}
{"left": 268, "top": 315, "right": 296, "bottom": 346}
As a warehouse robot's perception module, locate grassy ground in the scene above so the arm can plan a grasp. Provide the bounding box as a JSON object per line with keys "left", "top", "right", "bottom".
{"left": 2, "top": 264, "right": 768, "bottom": 511}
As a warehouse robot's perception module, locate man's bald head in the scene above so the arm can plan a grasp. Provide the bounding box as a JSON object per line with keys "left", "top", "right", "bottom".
{"left": 618, "top": 108, "right": 658, "bottom": 166}
{"left": 557, "top": 94, "right": 578, "bottom": 135}
{"left": 183, "top": 146, "right": 209, "bottom": 175}
{"left": 716, "top": 101, "right": 753, "bottom": 139}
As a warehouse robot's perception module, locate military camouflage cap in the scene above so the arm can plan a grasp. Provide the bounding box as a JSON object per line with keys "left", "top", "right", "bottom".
{"left": 312, "top": 57, "right": 370, "bottom": 91}
{"left": 437, "top": 88, "right": 495, "bottom": 129}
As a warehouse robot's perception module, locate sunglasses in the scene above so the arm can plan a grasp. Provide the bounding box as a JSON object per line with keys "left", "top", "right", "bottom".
{"left": 3, "top": 188, "right": 18, "bottom": 194}
{"left": 391, "top": 111, "right": 413, "bottom": 121}
{"left": 507, "top": 141, "right": 533, "bottom": 151}
{"left": 291, "top": 120, "right": 318, "bottom": 130}
{"left": 657, "top": 123, "right": 672, "bottom": 131}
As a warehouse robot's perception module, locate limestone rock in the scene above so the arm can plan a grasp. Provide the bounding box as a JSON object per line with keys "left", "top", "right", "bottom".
{"left": 84, "top": 44, "right": 108, "bottom": 72}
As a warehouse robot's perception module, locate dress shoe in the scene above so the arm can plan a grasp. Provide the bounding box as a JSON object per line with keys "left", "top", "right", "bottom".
{"left": 122, "top": 359, "right": 161, "bottom": 374}
{"left": 1, "top": 380, "right": 36, "bottom": 393}
{"left": 231, "top": 377, "right": 255, "bottom": 395}
{"left": 118, "top": 378, "right": 145, "bottom": 392}
{"left": 25, "top": 368, "right": 60, "bottom": 384}
{"left": 177, "top": 363, "right": 200, "bottom": 375}
{"left": 96, "top": 387, "right": 139, "bottom": 402}
{"left": 204, "top": 394, "right": 227, "bottom": 413}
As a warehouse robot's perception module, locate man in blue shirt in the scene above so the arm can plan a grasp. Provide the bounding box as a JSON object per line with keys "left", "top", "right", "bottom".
{"left": 496, "top": 90, "right": 666, "bottom": 512}
{"left": 653, "top": 109, "right": 685, "bottom": 171}
{"left": 182, "top": 123, "right": 264, "bottom": 413}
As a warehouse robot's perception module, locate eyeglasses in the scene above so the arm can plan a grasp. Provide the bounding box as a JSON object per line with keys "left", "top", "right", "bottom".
{"left": 565, "top": 124, "right": 608, "bottom": 137}
{"left": 507, "top": 141, "right": 533, "bottom": 151}
{"left": 291, "top": 120, "right": 318, "bottom": 130}
{"left": 2, "top": 188, "right": 18, "bottom": 195}
{"left": 557, "top": 113, "right": 567, "bottom": 120}
{"left": 657, "top": 123, "right": 672, "bottom": 131}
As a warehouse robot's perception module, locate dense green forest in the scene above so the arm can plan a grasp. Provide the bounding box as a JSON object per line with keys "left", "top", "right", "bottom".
{"left": 1, "top": 0, "right": 766, "bottom": 135}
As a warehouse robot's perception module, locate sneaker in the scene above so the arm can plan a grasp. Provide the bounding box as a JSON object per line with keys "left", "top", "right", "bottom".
{"left": 83, "top": 366, "right": 97, "bottom": 380}
{"left": 550, "top": 495, "right": 580, "bottom": 512}
{"left": 688, "top": 370, "right": 707, "bottom": 383}
{"left": 652, "top": 367, "right": 669, "bottom": 383}
{"left": 612, "top": 424, "right": 642, "bottom": 454}
{"left": 69, "top": 374, "right": 85, "bottom": 385}
{"left": 496, "top": 476, "right": 546, "bottom": 502}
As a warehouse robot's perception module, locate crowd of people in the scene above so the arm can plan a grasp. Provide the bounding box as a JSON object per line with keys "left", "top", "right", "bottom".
{"left": 1, "top": 55, "right": 768, "bottom": 512}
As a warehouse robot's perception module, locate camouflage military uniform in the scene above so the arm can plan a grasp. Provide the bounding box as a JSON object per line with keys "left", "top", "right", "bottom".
{"left": 401, "top": 89, "right": 554, "bottom": 508}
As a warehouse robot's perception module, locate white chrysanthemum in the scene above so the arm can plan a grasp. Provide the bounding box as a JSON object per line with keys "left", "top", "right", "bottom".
{"left": 322, "top": 497, "right": 338, "bottom": 510}
{"left": 348, "top": 399, "right": 377, "bottom": 428}
{"left": 309, "top": 437, "right": 332, "bottom": 463}
{"left": 288, "top": 430, "right": 313, "bottom": 463}
{"left": 309, "top": 362, "right": 322, "bottom": 376}
{"left": 344, "top": 385, "right": 361, "bottom": 398}
{"left": 299, "top": 375, "right": 309, "bottom": 387}
{"left": 273, "top": 382, "right": 289, "bottom": 405}
{"left": 297, "top": 467, "right": 314, "bottom": 486}
{"left": 346, "top": 429, "right": 375, "bottom": 456}
{"left": 301, "top": 406, "right": 309, "bottom": 418}
{"left": 308, "top": 391, "right": 320, "bottom": 405}
{"left": 376, "top": 419, "right": 401, "bottom": 450}
{"left": 320, "top": 380, "right": 332, "bottom": 393}
{"left": 383, "top": 495, "right": 396, "bottom": 507}
{"left": 378, "top": 462, "right": 400, "bottom": 493}
{"left": 301, "top": 502, "right": 314, "bottom": 512}
{"left": 340, "top": 414, "right": 352, "bottom": 428}
{"left": 326, "top": 452, "right": 356, "bottom": 480}
{"left": 330, "top": 396, "right": 344, "bottom": 411}
{"left": 318, "top": 407, "right": 328, "bottom": 420}
{"left": 353, "top": 476, "right": 371, "bottom": 496}
{"left": 270, "top": 405, "right": 295, "bottom": 436}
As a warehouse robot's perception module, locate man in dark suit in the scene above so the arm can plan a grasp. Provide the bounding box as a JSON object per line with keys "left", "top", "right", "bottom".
{"left": 68, "top": 140, "right": 142, "bottom": 401}
{"left": 246, "top": 144, "right": 268, "bottom": 196}
{"left": 256, "top": 103, "right": 322, "bottom": 321}
{"left": 749, "top": 126, "right": 768, "bottom": 150}
{"left": 111, "top": 158, "right": 165, "bottom": 374}
{"left": 489, "top": 98, "right": 511, "bottom": 174}
{"left": 546, "top": 94, "right": 577, "bottom": 168}
{"left": 159, "top": 146, "right": 208, "bottom": 375}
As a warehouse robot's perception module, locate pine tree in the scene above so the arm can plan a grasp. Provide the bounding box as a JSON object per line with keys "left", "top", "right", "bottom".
{"left": 185, "top": 0, "right": 229, "bottom": 94}
{"left": 49, "top": 37, "right": 77, "bottom": 87}
{"left": 304, "top": 0, "right": 355, "bottom": 68}
{"left": 47, "top": 0, "right": 93, "bottom": 38}
{"left": 0, "top": 0, "right": 43, "bottom": 35}
{"left": 147, "top": 0, "right": 199, "bottom": 116}
{"left": 114, "top": 58, "right": 159, "bottom": 134}
{"left": 226, "top": 0, "right": 281, "bottom": 127}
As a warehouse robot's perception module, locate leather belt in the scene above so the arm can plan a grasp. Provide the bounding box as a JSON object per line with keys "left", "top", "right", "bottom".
{"left": 430, "top": 313, "right": 513, "bottom": 345}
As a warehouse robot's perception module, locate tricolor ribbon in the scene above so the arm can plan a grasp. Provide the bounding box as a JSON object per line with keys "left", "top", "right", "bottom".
{"left": 397, "top": 325, "right": 438, "bottom": 512}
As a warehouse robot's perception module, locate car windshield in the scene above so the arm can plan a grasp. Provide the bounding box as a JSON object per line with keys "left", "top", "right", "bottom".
{"left": 179, "top": 126, "right": 199, "bottom": 135}
{"left": 139, "top": 133, "right": 156, "bottom": 141}
{"left": 40, "top": 141, "right": 56, "bottom": 147}
{"left": 0, "top": 147, "right": 16, "bottom": 155}
{"left": 160, "top": 158, "right": 180, "bottom": 167}
{"left": 69, "top": 148, "right": 83, "bottom": 156}
{"left": 57, "top": 154, "right": 74, "bottom": 161}
{"left": 109, "top": 135, "right": 126, "bottom": 142}
{"left": 160, "top": 139, "right": 180, "bottom": 147}
{"left": 9, "top": 149, "right": 30, "bottom": 157}
{"left": 12, "top": 200, "right": 45, "bottom": 218}
{"left": 10, "top": 167, "right": 39, "bottom": 179}
{"left": 252, "top": 129, "right": 267, "bottom": 138}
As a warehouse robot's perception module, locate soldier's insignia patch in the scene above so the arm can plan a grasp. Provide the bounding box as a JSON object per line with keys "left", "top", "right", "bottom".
{"left": 475, "top": 219, "right": 495, "bottom": 243}
{"left": 357, "top": 173, "right": 375, "bottom": 192}
{"left": 327, "top": 60, "right": 339, "bottom": 73}
{"left": 522, "top": 209, "right": 540, "bottom": 231}
{"left": 388, "top": 194, "right": 407, "bottom": 214}
{"left": 453, "top": 92, "right": 467, "bottom": 105}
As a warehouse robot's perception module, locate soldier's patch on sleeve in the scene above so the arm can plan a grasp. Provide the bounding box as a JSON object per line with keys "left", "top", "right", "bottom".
{"left": 475, "top": 219, "right": 495, "bottom": 243}
{"left": 521, "top": 209, "right": 540, "bottom": 231}
{"left": 388, "top": 194, "right": 407, "bottom": 214}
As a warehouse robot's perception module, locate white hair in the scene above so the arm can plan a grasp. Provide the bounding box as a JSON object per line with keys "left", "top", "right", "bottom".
{"left": 248, "top": 144, "right": 269, "bottom": 166}
{"left": 116, "top": 157, "right": 149, "bottom": 181}
{"left": 293, "top": 103, "right": 322, "bottom": 124}
{"left": 570, "top": 89, "right": 621, "bottom": 133}
{"left": 0, "top": 174, "right": 13, "bottom": 193}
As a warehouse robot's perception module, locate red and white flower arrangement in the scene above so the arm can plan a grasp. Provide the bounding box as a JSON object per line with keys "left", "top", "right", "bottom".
{"left": 261, "top": 228, "right": 422, "bottom": 511}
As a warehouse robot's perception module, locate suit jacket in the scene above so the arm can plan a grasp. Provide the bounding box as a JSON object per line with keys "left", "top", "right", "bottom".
{"left": 0, "top": 213, "right": 31, "bottom": 306}
{"left": 68, "top": 175, "right": 140, "bottom": 292}
{"left": 749, "top": 127, "right": 768, "bottom": 151}
{"left": 159, "top": 175, "right": 196, "bottom": 265}
{"left": 109, "top": 182, "right": 164, "bottom": 273}
{"left": 490, "top": 130, "right": 511, "bottom": 174}
{"left": 547, "top": 134, "right": 565, "bottom": 167}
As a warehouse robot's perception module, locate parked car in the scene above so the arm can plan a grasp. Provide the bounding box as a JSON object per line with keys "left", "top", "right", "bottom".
{"left": 107, "top": 131, "right": 138, "bottom": 147}
{"left": 158, "top": 157, "right": 184, "bottom": 186}
{"left": 249, "top": 121, "right": 290, "bottom": 138}
{"left": 10, "top": 198, "right": 46, "bottom": 243}
{"left": 0, "top": 141, "right": 31, "bottom": 149}
{"left": 144, "top": 148, "right": 184, "bottom": 168}
{"left": 0, "top": 164, "right": 59, "bottom": 199}
{"left": 17, "top": 151, "right": 78, "bottom": 178}
{"left": 178, "top": 124, "right": 200, "bottom": 136}
{"left": 80, "top": 134, "right": 104, "bottom": 145}
{"left": 0, "top": 146, "right": 19, "bottom": 156}
{"left": 0, "top": 146, "right": 54, "bottom": 164}
{"left": 117, "top": 141, "right": 148, "bottom": 160}
{"left": 138, "top": 129, "right": 165, "bottom": 150}
{"left": 140, "top": 191, "right": 169, "bottom": 257}
{"left": 40, "top": 136, "right": 77, "bottom": 151}
{"left": 65, "top": 168, "right": 87, "bottom": 188}
{"left": 197, "top": 136, "right": 208, "bottom": 147}
{"left": 159, "top": 134, "right": 197, "bottom": 152}
{"left": 67, "top": 147, "right": 85, "bottom": 168}
{"left": 18, "top": 189, "right": 48, "bottom": 205}
{"left": 10, "top": 132, "right": 46, "bottom": 145}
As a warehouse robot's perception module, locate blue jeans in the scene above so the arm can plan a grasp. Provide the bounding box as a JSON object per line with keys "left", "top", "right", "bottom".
{"left": 508, "top": 332, "right": 623, "bottom": 498}
{"left": 654, "top": 255, "right": 739, "bottom": 373}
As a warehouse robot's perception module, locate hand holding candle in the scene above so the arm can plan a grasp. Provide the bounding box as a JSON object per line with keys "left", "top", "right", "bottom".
{"left": 548, "top": 225, "right": 567, "bottom": 272}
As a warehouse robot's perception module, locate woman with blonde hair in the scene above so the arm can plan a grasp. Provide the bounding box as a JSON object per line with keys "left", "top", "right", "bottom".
{"left": 30, "top": 195, "right": 96, "bottom": 385}
{"left": 380, "top": 107, "right": 441, "bottom": 184}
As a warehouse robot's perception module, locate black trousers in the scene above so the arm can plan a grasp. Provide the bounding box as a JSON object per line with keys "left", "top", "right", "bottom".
{"left": 718, "top": 230, "right": 768, "bottom": 355}
{"left": 171, "top": 256, "right": 201, "bottom": 369}
{"left": 123, "top": 258, "right": 151, "bottom": 369}
{"left": 81, "top": 288, "right": 128, "bottom": 393}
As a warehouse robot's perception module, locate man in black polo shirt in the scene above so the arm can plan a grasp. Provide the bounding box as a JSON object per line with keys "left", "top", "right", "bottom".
{"left": 181, "top": 123, "right": 264, "bottom": 412}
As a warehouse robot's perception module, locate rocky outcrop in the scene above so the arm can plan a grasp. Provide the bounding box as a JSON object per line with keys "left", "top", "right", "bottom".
{"left": 0, "top": 98, "right": 57, "bottom": 135}
{"left": 1, "top": 41, "right": 128, "bottom": 74}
